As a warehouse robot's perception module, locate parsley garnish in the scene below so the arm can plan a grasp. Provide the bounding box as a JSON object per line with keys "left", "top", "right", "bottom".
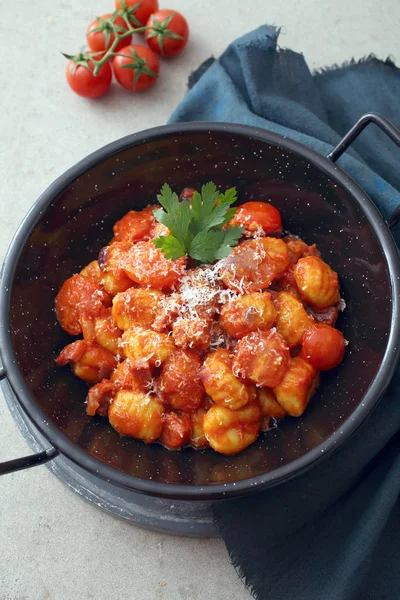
{"left": 153, "top": 182, "right": 244, "bottom": 263}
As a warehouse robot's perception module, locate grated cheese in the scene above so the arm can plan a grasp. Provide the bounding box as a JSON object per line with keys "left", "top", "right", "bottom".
{"left": 144, "top": 378, "right": 157, "bottom": 399}
{"left": 165, "top": 263, "right": 240, "bottom": 323}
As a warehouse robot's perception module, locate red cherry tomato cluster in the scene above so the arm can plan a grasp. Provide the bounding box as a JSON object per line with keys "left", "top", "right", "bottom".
{"left": 64, "top": 0, "right": 189, "bottom": 99}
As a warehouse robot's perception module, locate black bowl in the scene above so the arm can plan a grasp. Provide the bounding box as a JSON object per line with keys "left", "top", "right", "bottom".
{"left": 1, "top": 122, "right": 399, "bottom": 500}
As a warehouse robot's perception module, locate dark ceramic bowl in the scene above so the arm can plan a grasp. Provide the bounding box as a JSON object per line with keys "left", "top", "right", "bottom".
{"left": 1, "top": 114, "right": 400, "bottom": 501}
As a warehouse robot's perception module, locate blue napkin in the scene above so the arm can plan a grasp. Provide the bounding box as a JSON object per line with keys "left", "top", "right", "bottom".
{"left": 170, "top": 26, "right": 400, "bottom": 600}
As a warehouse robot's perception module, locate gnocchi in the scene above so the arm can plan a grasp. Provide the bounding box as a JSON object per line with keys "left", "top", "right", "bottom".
{"left": 80, "top": 260, "right": 102, "bottom": 284}
{"left": 219, "top": 292, "right": 277, "bottom": 339}
{"left": 190, "top": 408, "right": 209, "bottom": 449}
{"left": 294, "top": 256, "right": 340, "bottom": 309}
{"left": 56, "top": 340, "right": 116, "bottom": 384}
{"left": 55, "top": 192, "right": 345, "bottom": 454}
{"left": 93, "top": 311, "right": 123, "bottom": 354}
{"left": 258, "top": 387, "right": 286, "bottom": 431}
{"left": 112, "top": 288, "right": 165, "bottom": 331}
{"left": 200, "top": 348, "right": 255, "bottom": 410}
{"left": 108, "top": 390, "right": 164, "bottom": 443}
{"left": 98, "top": 242, "right": 134, "bottom": 296}
{"left": 274, "top": 291, "right": 314, "bottom": 347}
{"left": 273, "top": 357, "right": 319, "bottom": 417}
{"left": 121, "top": 327, "right": 174, "bottom": 366}
{"left": 203, "top": 403, "right": 261, "bottom": 455}
{"left": 172, "top": 317, "right": 211, "bottom": 354}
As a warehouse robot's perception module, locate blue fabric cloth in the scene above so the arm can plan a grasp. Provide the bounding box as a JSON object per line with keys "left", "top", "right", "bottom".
{"left": 170, "top": 26, "right": 400, "bottom": 600}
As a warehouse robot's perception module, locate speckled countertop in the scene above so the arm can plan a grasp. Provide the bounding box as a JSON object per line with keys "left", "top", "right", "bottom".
{"left": 1, "top": 1, "right": 399, "bottom": 598}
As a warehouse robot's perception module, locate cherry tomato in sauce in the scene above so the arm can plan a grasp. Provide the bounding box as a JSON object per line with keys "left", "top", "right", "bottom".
{"left": 301, "top": 323, "right": 345, "bottom": 370}
{"left": 233, "top": 330, "right": 290, "bottom": 388}
{"left": 229, "top": 202, "right": 282, "bottom": 236}
{"left": 219, "top": 238, "right": 278, "bottom": 293}
{"left": 123, "top": 240, "right": 186, "bottom": 289}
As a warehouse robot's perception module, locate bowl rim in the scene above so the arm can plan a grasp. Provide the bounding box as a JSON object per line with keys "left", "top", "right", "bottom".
{"left": 1, "top": 121, "right": 399, "bottom": 500}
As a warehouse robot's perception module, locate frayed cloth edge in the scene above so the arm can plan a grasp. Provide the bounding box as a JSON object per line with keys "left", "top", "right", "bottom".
{"left": 314, "top": 54, "right": 398, "bottom": 77}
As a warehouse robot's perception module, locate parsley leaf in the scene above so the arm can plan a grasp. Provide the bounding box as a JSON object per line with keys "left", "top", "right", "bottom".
{"left": 214, "top": 225, "right": 244, "bottom": 259}
{"left": 153, "top": 182, "right": 244, "bottom": 264}
{"left": 189, "top": 230, "right": 225, "bottom": 263}
{"left": 153, "top": 235, "right": 186, "bottom": 260}
{"left": 154, "top": 184, "right": 192, "bottom": 248}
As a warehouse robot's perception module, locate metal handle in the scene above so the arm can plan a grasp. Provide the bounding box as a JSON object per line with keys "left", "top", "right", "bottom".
{"left": 0, "top": 362, "right": 59, "bottom": 475}
{"left": 327, "top": 112, "right": 400, "bottom": 229}
{"left": 0, "top": 447, "right": 59, "bottom": 476}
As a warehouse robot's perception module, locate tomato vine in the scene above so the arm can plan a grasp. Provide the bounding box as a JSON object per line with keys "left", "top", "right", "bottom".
{"left": 64, "top": 5, "right": 182, "bottom": 77}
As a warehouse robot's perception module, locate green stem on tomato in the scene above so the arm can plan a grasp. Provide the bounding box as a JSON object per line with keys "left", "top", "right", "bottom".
{"left": 67, "top": 8, "right": 151, "bottom": 76}
{"left": 92, "top": 26, "right": 149, "bottom": 75}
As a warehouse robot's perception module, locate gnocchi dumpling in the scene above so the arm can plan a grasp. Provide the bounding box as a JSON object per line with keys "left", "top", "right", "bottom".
{"left": 203, "top": 403, "right": 261, "bottom": 455}
{"left": 219, "top": 292, "right": 276, "bottom": 339}
{"left": 80, "top": 260, "right": 102, "bottom": 284}
{"left": 55, "top": 274, "right": 111, "bottom": 336}
{"left": 274, "top": 291, "right": 314, "bottom": 347}
{"left": 121, "top": 327, "right": 174, "bottom": 367}
{"left": 294, "top": 256, "right": 340, "bottom": 309}
{"left": 273, "top": 357, "right": 319, "bottom": 417}
{"left": 108, "top": 390, "right": 164, "bottom": 443}
{"left": 200, "top": 348, "right": 255, "bottom": 411}
{"left": 258, "top": 387, "right": 286, "bottom": 431}
{"left": 112, "top": 288, "right": 165, "bottom": 331}
{"left": 172, "top": 317, "right": 211, "bottom": 354}
{"left": 98, "top": 242, "right": 134, "bottom": 296}
{"left": 56, "top": 340, "right": 116, "bottom": 384}
{"left": 190, "top": 408, "right": 209, "bottom": 449}
{"left": 93, "top": 311, "right": 123, "bottom": 354}
{"left": 112, "top": 205, "right": 157, "bottom": 244}
{"left": 261, "top": 237, "right": 290, "bottom": 275}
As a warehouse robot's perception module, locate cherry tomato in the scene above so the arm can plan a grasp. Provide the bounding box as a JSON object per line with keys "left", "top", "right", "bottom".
{"left": 233, "top": 330, "right": 290, "bottom": 388}
{"left": 55, "top": 274, "right": 110, "bottom": 335}
{"left": 229, "top": 202, "right": 282, "bottom": 237}
{"left": 115, "top": 0, "right": 159, "bottom": 28}
{"left": 219, "top": 238, "right": 277, "bottom": 293}
{"left": 113, "top": 45, "right": 160, "bottom": 91}
{"left": 123, "top": 240, "right": 186, "bottom": 288}
{"left": 301, "top": 323, "right": 345, "bottom": 370}
{"left": 112, "top": 205, "right": 157, "bottom": 243}
{"left": 145, "top": 10, "right": 189, "bottom": 57}
{"left": 159, "top": 349, "right": 205, "bottom": 413}
{"left": 86, "top": 14, "right": 131, "bottom": 55}
{"left": 65, "top": 59, "right": 112, "bottom": 99}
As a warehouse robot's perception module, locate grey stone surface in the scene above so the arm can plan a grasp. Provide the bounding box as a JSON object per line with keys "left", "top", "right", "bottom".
{"left": 0, "top": 1, "right": 398, "bottom": 598}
